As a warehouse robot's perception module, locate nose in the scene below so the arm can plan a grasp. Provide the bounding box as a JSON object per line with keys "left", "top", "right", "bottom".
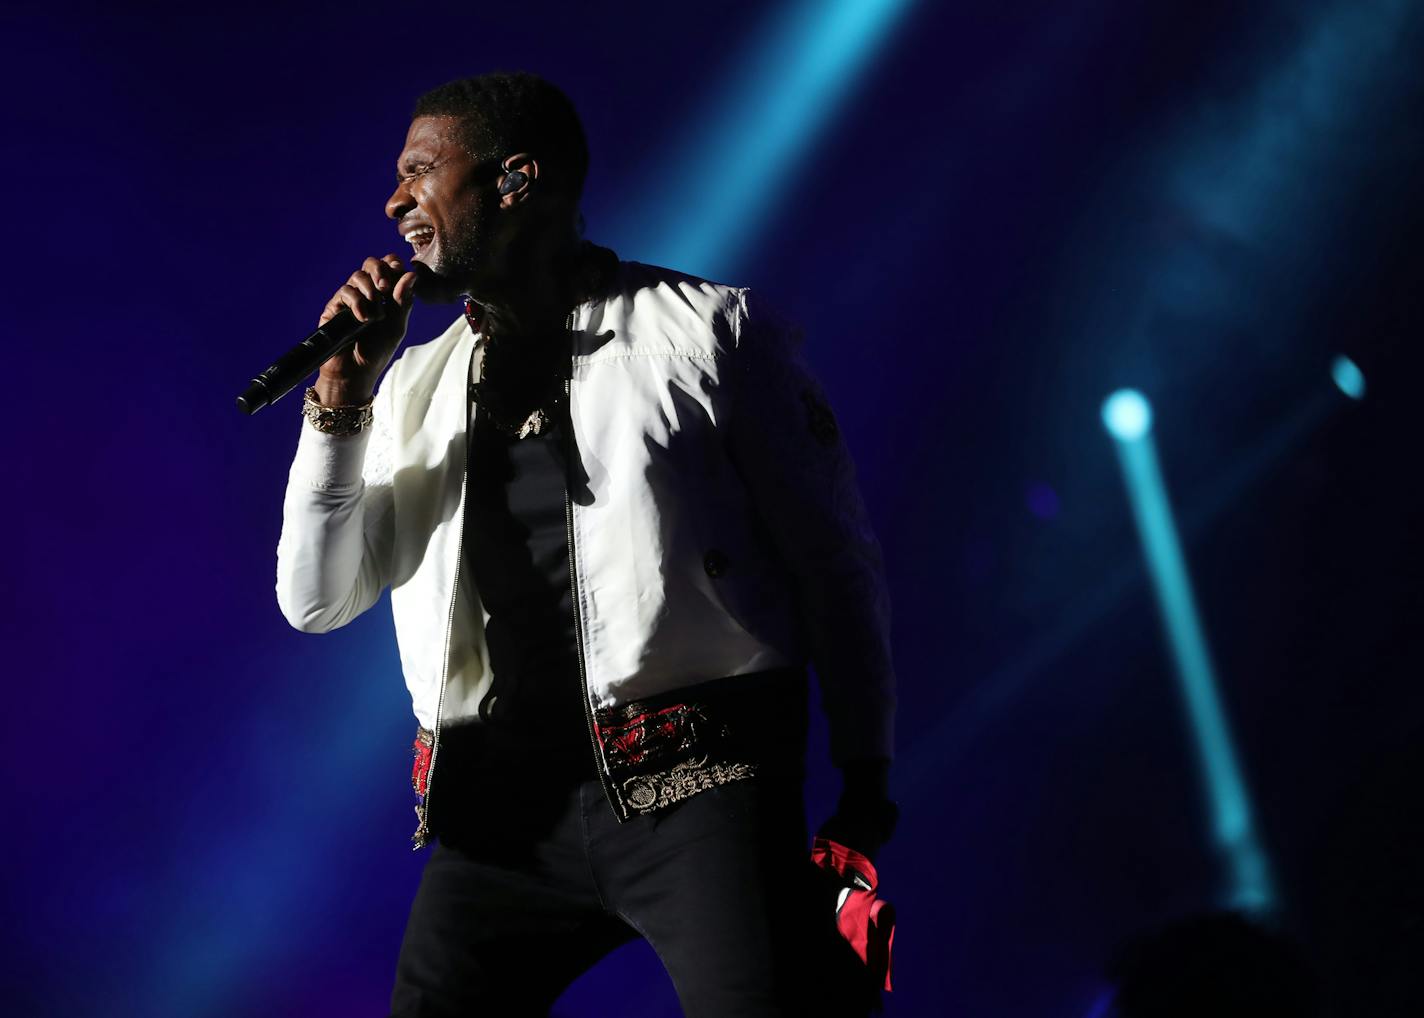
{"left": 386, "top": 180, "right": 414, "bottom": 222}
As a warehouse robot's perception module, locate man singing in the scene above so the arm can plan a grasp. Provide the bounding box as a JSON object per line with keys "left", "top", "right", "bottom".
{"left": 275, "top": 72, "right": 897, "bottom": 1017}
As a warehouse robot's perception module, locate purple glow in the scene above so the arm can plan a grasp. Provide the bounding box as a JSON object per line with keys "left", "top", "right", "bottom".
{"left": 1027, "top": 482, "right": 1061, "bottom": 519}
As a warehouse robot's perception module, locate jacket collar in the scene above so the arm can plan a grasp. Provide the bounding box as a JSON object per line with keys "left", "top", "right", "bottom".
{"left": 458, "top": 241, "right": 619, "bottom": 338}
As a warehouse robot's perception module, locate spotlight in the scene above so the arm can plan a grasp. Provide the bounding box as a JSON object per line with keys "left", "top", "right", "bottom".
{"left": 1330, "top": 355, "right": 1365, "bottom": 400}
{"left": 1103, "top": 385, "right": 1275, "bottom": 914}
{"left": 1102, "top": 389, "right": 1154, "bottom": 441}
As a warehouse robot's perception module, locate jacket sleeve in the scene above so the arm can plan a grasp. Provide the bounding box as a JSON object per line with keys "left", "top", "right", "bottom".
{"left": 274, "top": 381, "right": 397, "bottom": 633}
{"left": 724, "top": 290, "right": 896, "bottom": 764}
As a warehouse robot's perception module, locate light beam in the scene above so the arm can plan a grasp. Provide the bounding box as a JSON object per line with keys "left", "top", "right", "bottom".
{"left": 1102, "top": 389, "right": 1275, "bottom": 914}
{"left": 606, "top": 0, "right": 915, "bottom": 279}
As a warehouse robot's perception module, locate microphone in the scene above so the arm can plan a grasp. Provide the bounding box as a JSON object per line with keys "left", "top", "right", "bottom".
{"left": 235, "top": 299, "right": 392, "bottom": 415}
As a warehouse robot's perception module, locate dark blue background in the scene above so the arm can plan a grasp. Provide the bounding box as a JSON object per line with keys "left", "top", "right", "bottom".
{"left": 4, "top": 1, "right": 1421, "bottom": 1014}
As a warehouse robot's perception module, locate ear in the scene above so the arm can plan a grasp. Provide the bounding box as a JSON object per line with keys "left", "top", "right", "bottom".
{"left": 499, "top": 152, "right": 538, "bottom": 208}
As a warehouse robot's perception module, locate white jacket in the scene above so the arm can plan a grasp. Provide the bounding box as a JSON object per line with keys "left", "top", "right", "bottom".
{"left": 276, "top": 261, "right": 894, "bottom": 788}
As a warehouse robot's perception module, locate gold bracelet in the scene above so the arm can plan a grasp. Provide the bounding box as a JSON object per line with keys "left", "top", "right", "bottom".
{"left": 301, "top": 386, "right": 374, "bottom": 436}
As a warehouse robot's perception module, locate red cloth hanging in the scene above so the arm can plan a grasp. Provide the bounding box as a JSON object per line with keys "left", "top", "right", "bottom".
{"left": 810, "top": 836, "right": 895, "bottom": 992}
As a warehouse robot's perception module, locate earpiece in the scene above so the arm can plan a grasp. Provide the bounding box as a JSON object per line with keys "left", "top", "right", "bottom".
{"left": 498, "top": 170, "right": 528, "bottom": 196}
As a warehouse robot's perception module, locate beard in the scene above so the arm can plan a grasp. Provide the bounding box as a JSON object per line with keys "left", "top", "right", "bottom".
{"left": 415, "top": 205, "right": 499, "bottom": 305}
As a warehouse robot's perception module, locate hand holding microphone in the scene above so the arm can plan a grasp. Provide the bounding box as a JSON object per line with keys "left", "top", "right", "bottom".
{"left": 312, "top": 254, "right": 420, "bottom": 405}
{"left": 236, "top": 254, "right": 420, "bottom": 414}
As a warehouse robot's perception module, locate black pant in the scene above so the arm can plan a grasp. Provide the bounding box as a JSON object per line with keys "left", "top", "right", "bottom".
{"left": 389, "top": 686, "right": 875, "bottom": 1017}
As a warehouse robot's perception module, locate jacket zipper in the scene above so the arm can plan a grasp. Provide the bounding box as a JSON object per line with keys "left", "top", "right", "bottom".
{"left": 564, "top": 312, "right": 627, "bottom": 821}
{"left": 413, "top": 343, "right": 479, "bottom": 849}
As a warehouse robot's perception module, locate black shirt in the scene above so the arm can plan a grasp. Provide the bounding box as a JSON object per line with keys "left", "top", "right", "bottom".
{"left": 464, "top": 404, "right": 588, "bottom": 752}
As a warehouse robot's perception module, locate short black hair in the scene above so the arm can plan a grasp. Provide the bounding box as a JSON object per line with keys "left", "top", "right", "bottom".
{"left": 413, "top": 72, "right": 589, "bottom": 201}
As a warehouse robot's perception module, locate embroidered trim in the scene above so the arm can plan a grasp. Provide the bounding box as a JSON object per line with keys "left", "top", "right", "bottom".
{"left": 412, "top": 726, "right": 434, "bottom": 797}
{"left": 594, "top": 700, "right": 708, "bottom": 772}
{"left": 619, "top": 755, "right": 757, "bottom": 814}
{"left": 407, "top": 667, "right": 798, "bottom": 837}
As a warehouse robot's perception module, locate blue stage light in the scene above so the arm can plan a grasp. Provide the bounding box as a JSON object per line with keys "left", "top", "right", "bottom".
{"left": 1330, "top": 355, "right": 1366, "bottom": 400}
{"left": 608, "top": 0, "right": 914, "bottom": 278}
{"left": 1101, "top": 389, "right": 1153, "bottom": 441}
{"left": 1104, "top": 389, "right": 1276, "bottom": 915}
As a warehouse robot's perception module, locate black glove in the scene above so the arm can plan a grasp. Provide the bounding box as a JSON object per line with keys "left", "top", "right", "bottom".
{"left": 817, "top": 757, "right": 898, "bottom": 863}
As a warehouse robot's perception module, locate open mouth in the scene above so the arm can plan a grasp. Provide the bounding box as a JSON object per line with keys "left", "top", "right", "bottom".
{"left": 406, "top": 227, "right": 434, "bottom": 253}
